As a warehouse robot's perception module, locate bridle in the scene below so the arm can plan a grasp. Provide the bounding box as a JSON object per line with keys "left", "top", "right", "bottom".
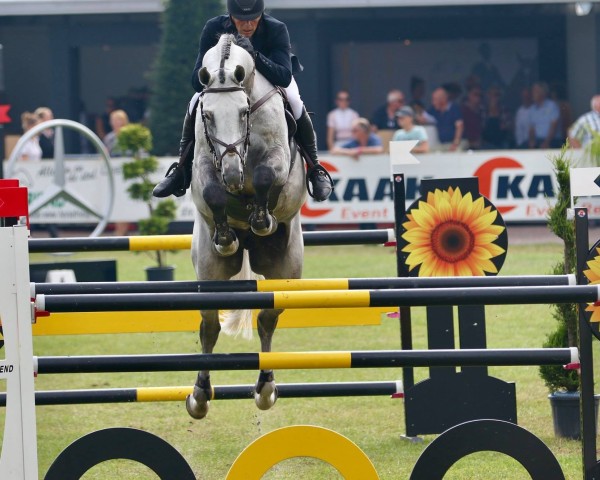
{"left": 200, "top": 85, "right": 251, "bottom": 172}
{"left": 200, "top": 83, "right": 281, "bottom": 186}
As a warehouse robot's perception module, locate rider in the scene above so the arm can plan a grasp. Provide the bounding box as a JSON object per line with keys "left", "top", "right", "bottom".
{"left": 152, "top": 0, "right": 333, "bottom": 202}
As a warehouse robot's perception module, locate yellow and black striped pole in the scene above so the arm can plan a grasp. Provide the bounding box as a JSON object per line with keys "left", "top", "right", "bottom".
{"left": 35, "top": 348, "right": 578, "bottom": 374}
{"left": 32, "top": 274, "right": 575, "bottom": 296}
{"left": 28, "top": 229, "right": 396, "bottom": 253}
{"left": 35, "top": 285, "right": 600, "bottom": 313}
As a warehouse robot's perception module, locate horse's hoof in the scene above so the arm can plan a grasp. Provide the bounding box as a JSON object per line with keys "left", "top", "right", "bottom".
{"left": 186, "top": 393, "right": 210, "bottom": 419}
{"left": 254, "top": 381, "right": 278, "bottom": 410}
{"left": 214, "top": 235, "right": 239, "bottom": 256}
{"left": 251, "top": 215, "right": 278, "bottom": 237}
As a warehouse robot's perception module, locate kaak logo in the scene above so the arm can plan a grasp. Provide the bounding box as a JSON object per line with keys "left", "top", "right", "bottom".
{"left": 473, "top": 157, "right": 554, "bottom": 215}
{"left": 301, "top": 160, "right": 337, "bottom": 218}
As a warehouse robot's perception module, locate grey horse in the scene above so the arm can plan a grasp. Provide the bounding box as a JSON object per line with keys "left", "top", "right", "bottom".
{"left": 187, "top": 34, "right": 306, "bottom": 419}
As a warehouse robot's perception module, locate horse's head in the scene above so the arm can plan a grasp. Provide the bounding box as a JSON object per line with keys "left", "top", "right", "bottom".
{"left": 198, "top": 34, "right": 256, "bottom": 193}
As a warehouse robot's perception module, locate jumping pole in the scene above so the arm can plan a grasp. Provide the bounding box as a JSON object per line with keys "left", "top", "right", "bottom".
{"left": 35, "top": 285, "right": 600, "bottom": 312}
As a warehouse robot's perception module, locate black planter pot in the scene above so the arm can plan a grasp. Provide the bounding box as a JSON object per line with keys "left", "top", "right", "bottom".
{"left": 145, "top": 266, "right": 175, "bottom": 282}
{"left": 548, "top": 391, "right": 600, "bottom": 439}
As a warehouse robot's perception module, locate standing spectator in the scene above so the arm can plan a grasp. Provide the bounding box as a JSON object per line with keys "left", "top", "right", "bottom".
{"left": 392, "top": 106, "right": 429, "bottom": 153}
{"left": 481, "top": 85, "right": 510, "bottom": 149}
{"left": 102, "top": 109, "right": 130, "bottom": 156}
{"left": 326, "top": 90, "right": 359, "bottom": 150}
{"left": 427, "top": 87, "right": 464, "bottom": 151}
{"left": 514, "top": 87, "right": 533, "bottom": 149}
{"left": 461, "top": 86, "right": 484, "bottom": 150}
{"left": 371, "top": 89, "right": 405, "bottom": 130}
{"left": 18, "top": 112, "right": 42, "bottom": 161}
{"left": 409, "top": 76, "right": 426, "bottom": 107}
{"left": 568, "top": 94, "right": 600, "bottom": 149}
{"left": 95, "top": 97, "right": 117, "bottom": 140}
{"left": 34, "top": 106, "right": 54, "bottom": 159}
{"left": 330, "top": 117, "right": 384, "bottom": 160}
{"left": 528, "top": 81, "right": 561, "bottom": 149}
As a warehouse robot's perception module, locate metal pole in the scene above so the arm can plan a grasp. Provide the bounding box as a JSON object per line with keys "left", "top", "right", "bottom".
{"left": 575, "top": 207, "right": 598, "bottom": 479}
{"left": 35, "top": 348, "right": 577, "bottom": 374}
{"left": 32, "top": 275, "right": 574, "bottom": 296}
{"left": 0, "top": 381, "right": 403, "bottom": 406}
{"left": 35, "top": 285, "right": 600, "bottom": 313}
{"left": 393, "top": 172, "right": 414, "bottom": 390}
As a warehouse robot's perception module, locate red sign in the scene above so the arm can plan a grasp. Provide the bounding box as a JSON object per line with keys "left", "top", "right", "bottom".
{"left": 0, "top": 104, "right": 11, "bottom": 124}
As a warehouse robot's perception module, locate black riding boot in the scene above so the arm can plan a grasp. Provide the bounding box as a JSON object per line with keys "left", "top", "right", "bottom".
{"left": 152, "top": 108, "right": 196, "bottom": 198}
{"left": 295, "top": 108, "right": 333, "bottom": 202}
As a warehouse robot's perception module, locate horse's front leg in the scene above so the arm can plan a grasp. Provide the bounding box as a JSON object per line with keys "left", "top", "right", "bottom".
{"left": 254, "top": 308, "right": 282, "bottom": 410}
{"left": 249, "top": 165, "right": 278, "bottom": 236}
{"left": 186, "top": 310, "right": 221, "bottom": 419}
{"left": 203, "top": 182, "right": 239, "bottom": 256}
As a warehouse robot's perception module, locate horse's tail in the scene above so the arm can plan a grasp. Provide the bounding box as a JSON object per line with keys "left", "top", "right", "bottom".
{"left": 219, "top": 250, "right": 263, "bottom": 339}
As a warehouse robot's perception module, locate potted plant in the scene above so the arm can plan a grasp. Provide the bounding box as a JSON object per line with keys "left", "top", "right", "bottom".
{"left": 117, "top": 124, "right": 178, "bottom": 281}
{"left": 540, "top": 144, "right": 598, "bottom": 439}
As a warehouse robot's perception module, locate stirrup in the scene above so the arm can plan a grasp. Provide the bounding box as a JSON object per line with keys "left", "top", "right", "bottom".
{"left": 306, "top": 164, "right": 334, "bottom": 201}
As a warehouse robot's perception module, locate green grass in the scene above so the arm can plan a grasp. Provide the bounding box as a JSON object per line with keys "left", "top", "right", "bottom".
{"left": 3, "top": 241, "right": 597, "bottom": 479}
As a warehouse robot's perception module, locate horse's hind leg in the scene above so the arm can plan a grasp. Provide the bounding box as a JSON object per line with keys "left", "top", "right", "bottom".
{"left": 203, "top": 183, "right": 239, "bottom": 256}
{"left": 249, "top": 165, "right": 278, "bottom": 236}
{"left": 254, "top": 308, "right": 282, "bottom": 410}
{"left": 186, "top": 310, "right": 221, "bottom": 419}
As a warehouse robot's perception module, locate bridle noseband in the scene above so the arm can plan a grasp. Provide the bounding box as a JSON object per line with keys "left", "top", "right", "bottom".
{"left": 200, "top": 86, "right": 251, "bottom": 172}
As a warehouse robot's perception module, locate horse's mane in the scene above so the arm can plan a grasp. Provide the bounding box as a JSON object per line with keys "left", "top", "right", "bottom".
{"left": 218, "top": 34, "right": 234, "bottom": 84}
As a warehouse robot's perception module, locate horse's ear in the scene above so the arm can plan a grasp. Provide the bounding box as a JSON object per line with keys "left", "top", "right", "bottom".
{"left": 199, "top": 67, "right": 211, "bottom": 87}
{"left": 234, "top": 65, "right": 245, "bottom": 84}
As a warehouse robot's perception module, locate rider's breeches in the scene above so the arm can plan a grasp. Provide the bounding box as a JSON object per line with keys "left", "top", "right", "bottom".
{"left": 187, "top": 77, "right": 304, "bottom": 120}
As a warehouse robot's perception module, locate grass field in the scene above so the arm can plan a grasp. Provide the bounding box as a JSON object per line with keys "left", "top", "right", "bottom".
{"left": 2, "top": 239, "right": 599, "bottom": 479}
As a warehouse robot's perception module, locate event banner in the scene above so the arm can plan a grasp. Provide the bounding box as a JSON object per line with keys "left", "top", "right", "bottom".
{"left": 3, "top": 149, "right": 597, "bottom": 225}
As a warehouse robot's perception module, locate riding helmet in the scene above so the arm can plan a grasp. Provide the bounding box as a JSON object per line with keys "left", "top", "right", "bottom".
{"left": 227, "top": 0, "right": 264, "bottom": 21}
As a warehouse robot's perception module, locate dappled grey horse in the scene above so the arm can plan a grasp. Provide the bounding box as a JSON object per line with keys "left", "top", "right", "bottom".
{"left": 187, "top": 34, "right": 306, "bottom": 419}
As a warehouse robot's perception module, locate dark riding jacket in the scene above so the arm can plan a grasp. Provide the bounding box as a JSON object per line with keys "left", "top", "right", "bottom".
{"left": 191, "top": 14, "right": 302, "bottom": 93}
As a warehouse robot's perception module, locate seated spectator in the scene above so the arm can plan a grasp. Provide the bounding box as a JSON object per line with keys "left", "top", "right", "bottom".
{"left": 103, "top": 109, "right": 130, "bottom": 156}
{"left": 18, "top": 112, "right": 42, "bottom": 161}
{"left": 528, "top": 81, "right": 562, "bottom": 149}
{"left": 330, "top": 117, "right": 384, "bottom": 160}
{"left": 392, "top": 106, "right": 429, "bottom": 153}
{"left": 34, "top": 106, "right": 54, "bottom": 159}
{"left": 481, "top": 85, "right": 510, "bottom": 149}
{"left": 568, "top": 94, "right": 600, "bottom": 149}
{"left": 327, "top": 90, "right": 359, "bottom": 150}
{"left": 461, "top": 86, "right": 484, "bottom": 150}
{"left": 371, "top": 89, "right": 405, "bottom": 130}
{"left": 427, "top": 87, "right": 464, "bottom": 151}
{"left": 514, "top": 87, "right": 533, "bottom": 149}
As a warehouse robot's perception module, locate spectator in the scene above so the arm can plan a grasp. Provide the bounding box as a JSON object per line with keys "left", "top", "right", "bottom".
{"left": 481, "top": 85, "right": 510, "bottom": 149}
{"left": 95, "top": 97, "right": 117, "bottom": 140}
{"left": 550, "top": 82, "right": 573, "bottom": 142}
{"left": 409, "top": 76, "right": 426, "bottom": 106}
{"left": 568, "top": 94, "right": 600, "bottom": 149}
{"left": 514, "top": 87, "right": 533, "bottom": 149}
{"left": 102, "top": 109, "right": 129, "bottom": 156}
{"left": 427, "top": 87, "right": 464, "bottom": 151}
{"left": 461, "top": 86, "right": 484, "bottom": 150}
{"left": 391, "top": 106, "right": 429, "bottom": 153}
{"left": 34, "top": 106, "right": 54, "bottom": 159}
{"left": 326, "top": 90, "right": 359, "bottom": 150}
{"left": 18, "top": 112, "right": 42, "bottom": 161}
{"left": 330, "top": 117, "right": 384, "bottom": 160}
{"left": 528, "top": 81, "right": 561, "bottom": 149}
{"left": 371, "top": 89, "right": 405, "bottom": 130}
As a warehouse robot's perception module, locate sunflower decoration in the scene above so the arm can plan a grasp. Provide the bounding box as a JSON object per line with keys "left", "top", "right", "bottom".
{"left": 399, "top": 186, "right": 507, "bottom": 277}
{"left": 583, "top": 245, "right": 600, "bottom": 322}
